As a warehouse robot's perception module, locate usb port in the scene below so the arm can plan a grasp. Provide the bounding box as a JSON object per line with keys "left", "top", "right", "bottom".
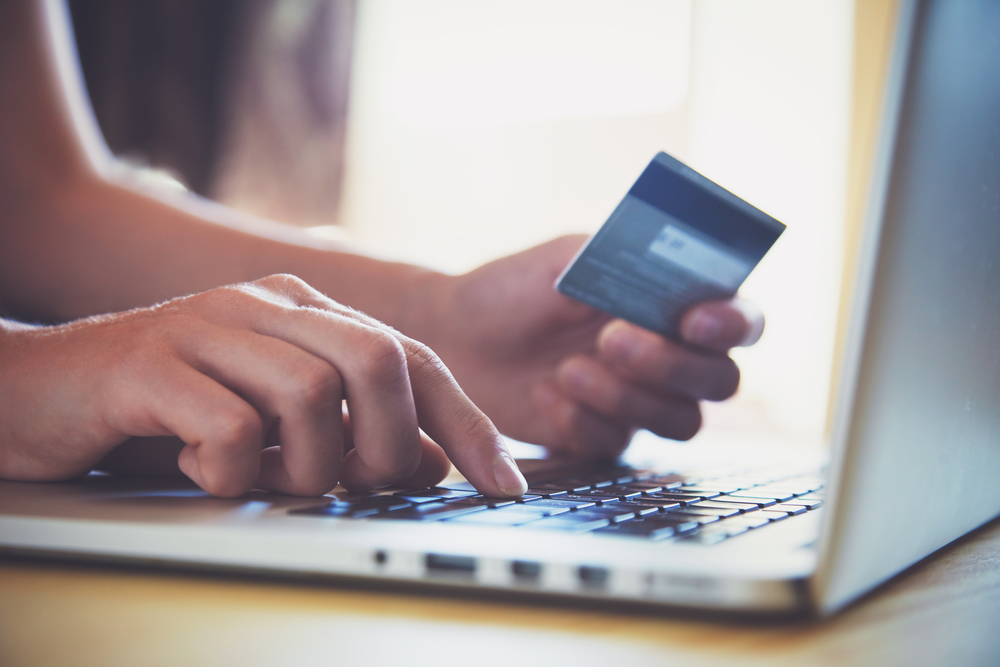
{"left": 578, "top": 565, "right": 609, "bottom": 588}
{"left": 511, "top": 560, "right": 542, "bottom": 582}
{"left": 425, "top": 553, "right": 476, "bottom": 576}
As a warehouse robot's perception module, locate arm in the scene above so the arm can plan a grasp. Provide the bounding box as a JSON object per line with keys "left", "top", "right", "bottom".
{"left": 0, "top": 0, "right": 435, "bottom": 332}
{"left": 1, "top": 0, "right": 764, "bottom": 491}
{"left": 0, "top": 0, "right": 526, "bottom": 498}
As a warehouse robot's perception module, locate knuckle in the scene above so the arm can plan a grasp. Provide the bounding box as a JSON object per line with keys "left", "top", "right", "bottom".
{"left": 405, "top": 341, "right": 455, "bottom": 388}
{"left": 207, "top": 406, "right": 263, "bottom": 452}
{"left": 405, "top": 340, "right": 444, "bottom": 373}
{"left": 354, "top": 332, "right": 408, "bottom": 384}
{"left": 456, "top": 408, "right": 496, "bottom": 444}
{"left": 374, "top": 451, "right": 422, "bottom": 484}
{"left": 288, "top": 361, "right": 342, "bottom": 409}
{"left": 254, "top": 273, "right": 313, "bottom": 300}
{"left": 256, "top": 273, "right": 307, "bottom": 289}
{"left": 200, "top": 474, "right": 249, "bottom": 499}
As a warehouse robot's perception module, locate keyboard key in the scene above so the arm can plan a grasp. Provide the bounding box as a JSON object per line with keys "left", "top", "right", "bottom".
{"left": 713, "top": 495, "right": 777, "bottom": 508}
{"left": 554, "top": 478, "right": 602, "bottom": 491}
{"left": 726, "top": 490, "right": 791, "bottom": 503}
{"left": 691, "top": 500, "right": 758, "bottom": 514}
{"left": 393, "top": 487, "right": 479, "bottom": 501}
{"left": 622, "top": 498, "right": 683, "bottom": 511}
{"left": 570, "top": 507, "right": 638, "bottom": 523}
{"left": 782, "top": 498, "right": 823, "bottom": 509}
{"left": 460, "top": 497, "right": 517, "bottom": 508}
{"left": 676, "top": 487, "right": 727, "bottom": 497}
{"left": 562, "top": 493, "right": 619, "bottom": 505}
{"left": 656, "top": 507, "right": 720, "bottom": 523}
{"left": 521, "top": 515, "right": 610, "bottom": 533}
{"left": 518, "top": 498, "right": 596, "bottom": 511}
{"left": 534, "top": 482, "right": 592, "bottom": 493}
{"left": 636, "top": 514, "right": 702, "bottom": 531}
{"left": 768, "top": 503, "right": 809, "bottom": 516}
{"left": 655, "top": 511, "right": 720, "bottom": 525}
{"left": 648, "top": 493, "right": 707, "bottom": 504}
{"left": 579, "top": 487, "right": 642, "bottom": 500}
{"left": 342, "top": 496, "right": 415, "bottom": 513}
{"left": 525, "top": 488, "right": 568, "bottom": 498}
{"left": 619, "top": 482, "right": 666, "bottom": 493}
{"left": 368, "top": 502, "right": 486, "bottom": 521}
{"left": 648, "top": 474, "right": 685, "bottom": 489}
{"left": 666, "top": 506, "right": 735, "bottom": 519}
{"left": 613, "top": 501, "right": 666, "bottom": 516}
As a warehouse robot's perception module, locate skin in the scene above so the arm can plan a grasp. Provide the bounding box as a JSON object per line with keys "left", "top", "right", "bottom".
{"left": 0, "top": 0, "right": 764, "bottom": 498}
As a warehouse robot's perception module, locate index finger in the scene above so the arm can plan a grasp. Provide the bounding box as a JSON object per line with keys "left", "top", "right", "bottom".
{"left": 399, "top": 338, "right": 527, "bottom": 498}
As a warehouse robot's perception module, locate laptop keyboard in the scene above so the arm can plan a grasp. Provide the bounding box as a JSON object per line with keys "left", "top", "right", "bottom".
{"left": 290, "top": 465, "right": 824, "bottom": 545}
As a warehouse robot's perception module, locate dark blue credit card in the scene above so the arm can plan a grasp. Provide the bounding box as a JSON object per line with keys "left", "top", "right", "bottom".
{"left": 555, "top": 152, "right": 785, "bottom": 340}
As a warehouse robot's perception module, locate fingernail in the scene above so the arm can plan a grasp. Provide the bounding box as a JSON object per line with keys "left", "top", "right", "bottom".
{"left": 493, "top": 452, "right": 527, "bottom": 497}
{"left": 682, "top": 310, "right": 723, "bottom": 344}
{"left": 599, "top": 321, "right": 640, "bottom": 363}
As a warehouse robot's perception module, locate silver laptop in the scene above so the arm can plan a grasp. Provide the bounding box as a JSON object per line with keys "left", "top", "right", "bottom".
{"left": 2, "top": 0, "right": 998, "bottom": 615}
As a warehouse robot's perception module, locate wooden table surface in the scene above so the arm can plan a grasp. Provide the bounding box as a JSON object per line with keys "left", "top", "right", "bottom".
{"left": 2, "top": 515, "right": 998, "bottom": 667}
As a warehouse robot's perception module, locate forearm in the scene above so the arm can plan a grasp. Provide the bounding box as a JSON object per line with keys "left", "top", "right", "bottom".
{"left": 0, "top": 0, "right": 447, "bottom": 336}
{"left": 0, "top": 172, "right": 445, "bottom": 333}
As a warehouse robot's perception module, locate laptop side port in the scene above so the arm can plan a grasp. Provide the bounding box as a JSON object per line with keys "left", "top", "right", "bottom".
{"left": 425, "top": 553, "right": 476, "bottom": 578}
{"left": 578, "top": 565, "right": 609, "bottom": 589}
{"left": 511, "top": 560, "right": 542, "bottom": 583}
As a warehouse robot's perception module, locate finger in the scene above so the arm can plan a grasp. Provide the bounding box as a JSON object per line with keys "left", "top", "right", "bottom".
{"left": 134, "top": 362, "right": 263, "bottom": 497}
{"left": 597, "top": 322, "right": 741, "bottom": 401}
{"left": 401, "top": 339, "right": 527, "bottom": 497}
{"left": 208, "top": 277, "right": 424, "bottom": 490}
{"left": 338, "top": 408, "right": 452, "bottom": 490}
{"left": 94, "top": 436, "right": 186, "bottom": 477}
{"left": 679, "top": 297, "right": 765, "bottom": 350}
{"left": 184, "top": 328, "right": 344, "bottom": 497}
{"left": 556, "top": 356, "right": 703, "bottom": 441}
{"left": 532, "top": 380, "right": 632, "bottom": 458}
{"left": 345, "top": 434, "right": 452, "bottom": 490}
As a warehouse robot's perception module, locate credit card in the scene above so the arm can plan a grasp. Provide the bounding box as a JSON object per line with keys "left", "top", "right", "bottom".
{"left": 556, "top": 152, "right": 785, "bottom": 340}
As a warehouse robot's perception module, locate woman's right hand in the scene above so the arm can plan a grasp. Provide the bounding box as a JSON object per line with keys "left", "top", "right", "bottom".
{"left": 0, "top": 274, "right": 527, "bottom": 498}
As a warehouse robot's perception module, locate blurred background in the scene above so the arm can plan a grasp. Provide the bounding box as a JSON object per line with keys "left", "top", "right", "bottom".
{"left": 69, "top": 0, "right": 895, "bottom": 449}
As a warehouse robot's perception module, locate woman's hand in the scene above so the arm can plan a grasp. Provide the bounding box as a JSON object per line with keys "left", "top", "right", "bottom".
{"left": 0, "top": 274, "right": 527, "bottom": 498}
{"left": 416, "top": 235, "right": 765, "bottom": 458}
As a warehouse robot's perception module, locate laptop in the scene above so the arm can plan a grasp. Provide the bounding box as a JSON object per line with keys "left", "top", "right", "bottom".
{"left": 1, "top": 0, "right": 998, "bottom": 616}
